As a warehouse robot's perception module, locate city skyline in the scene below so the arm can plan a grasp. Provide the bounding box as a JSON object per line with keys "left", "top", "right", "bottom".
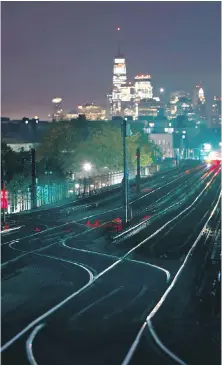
{"left": 2, "top": 1, "right": 221, "bottom": 120}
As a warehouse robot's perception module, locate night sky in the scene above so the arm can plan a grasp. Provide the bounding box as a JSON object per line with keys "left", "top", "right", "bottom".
{"left": 1, "top": 1, "right": 221, "bottom": 120}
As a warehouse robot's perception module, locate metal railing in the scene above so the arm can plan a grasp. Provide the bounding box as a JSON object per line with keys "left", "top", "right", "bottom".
{"left": 5, "top": 169, "right": 140, "bottom": 214}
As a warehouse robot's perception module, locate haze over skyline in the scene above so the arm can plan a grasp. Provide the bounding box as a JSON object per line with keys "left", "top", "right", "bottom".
{"left": 1, "top": 1, "right": 221, "bottom": 120}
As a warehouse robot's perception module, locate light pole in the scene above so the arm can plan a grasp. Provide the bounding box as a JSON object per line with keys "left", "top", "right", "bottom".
{"left": 31, "top": 148, "right": 37, "bottom": 209}
{"left": 136, "top": 147, "right": 141, "bottom": 194}
{"left": 1, "top": 164, "right": 6, "bottom": 226}
{"left": 122, "top": 118, "right": 130, "bottom": 225}
{"left": 83, "top": 162, "right": 92, "bottom": 196}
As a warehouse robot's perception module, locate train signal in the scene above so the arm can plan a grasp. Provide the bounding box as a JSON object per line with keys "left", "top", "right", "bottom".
{"left": 1, "top": 189, "right": 8, "bottom": 209}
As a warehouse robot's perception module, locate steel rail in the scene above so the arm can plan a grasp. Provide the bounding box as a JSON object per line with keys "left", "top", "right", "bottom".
{"left": 121, "top": 188, "right": 221, "bottom": 365}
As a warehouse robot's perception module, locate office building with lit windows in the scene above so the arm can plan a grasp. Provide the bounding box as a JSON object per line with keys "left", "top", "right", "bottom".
{"left": 77, "top": 103, "right": 106, "bottom": 120}
{"left": 134, "top": 74, "right": 153, "bottom": 100}
{"left": 137, "top": 98, "right": 162, "bottom": 118}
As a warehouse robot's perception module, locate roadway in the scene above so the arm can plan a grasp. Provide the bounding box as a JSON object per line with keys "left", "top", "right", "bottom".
{"left": 1, "top": 164, "right": 221, "bottom": 365}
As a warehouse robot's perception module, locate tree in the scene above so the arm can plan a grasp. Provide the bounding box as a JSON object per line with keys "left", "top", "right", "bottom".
{"left": 1, "top": 141, "right": 19, "bottom": 182}
{"left": 36, "top": 119, "right": 90, "bottom": 172}
{"left": 37, "top": 120, "right": 161, "bottom": 175}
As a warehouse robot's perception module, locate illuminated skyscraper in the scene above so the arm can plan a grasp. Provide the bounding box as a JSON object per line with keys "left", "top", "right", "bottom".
{"left": 192, "top": 83, "right": 207, "bottom": 125}
{"left": 110, "top": 27, "right": 135, "bottom": 117}
{"left": 192, "top": 83, "right": 205, "bottom": 107}
{"left": 134, "top": 74, "right": 153, "bottom": 100}
{"left": 111, "top": 28, "right": 127, "bottom": 116}
{"left": 52, "top": 97, "right": 64, "bottom": 121}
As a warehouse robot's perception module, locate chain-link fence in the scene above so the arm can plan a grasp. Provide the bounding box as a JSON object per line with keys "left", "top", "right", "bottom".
{"left": 5, "top": 170, "right": 134, "bottom": 214}
{"left": 5, "top": 166, "right": 163, "bottom": 214}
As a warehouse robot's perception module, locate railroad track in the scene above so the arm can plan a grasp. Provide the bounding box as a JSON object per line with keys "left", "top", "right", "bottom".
{"left": 1, "top": 167, "right": 220, "bottom": 365}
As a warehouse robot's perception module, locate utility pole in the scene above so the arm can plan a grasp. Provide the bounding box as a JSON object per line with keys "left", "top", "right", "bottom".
{"left": 1, "top": 164, "right": 6, "bottom": 226}
{"left": 83, "top": 177, "right": 87, "bottom": 197}
{"left": 31, "top": 148, "right": 37, "bottom": 209}
{"left": 136, "top": 147, "right": 141, "bottom": 194}
{"left": 122, "top": 118, "right": 130, "bottom": 225}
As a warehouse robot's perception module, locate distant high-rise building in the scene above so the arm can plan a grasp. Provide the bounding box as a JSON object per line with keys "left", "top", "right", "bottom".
{"left": 137, "top": 98, "right": 161, "bottom": 118}
{"left": 134, "top": 74, "right": 153, "bottom": 100}
{"left": 113, "top": 56, "right": 127, "bottom": 89}
{"left": 111, "top": 54, "right": 127, "bottom": 116}
{"left": 52, "top": 97, "right": 64, "bottom": 121}
{"left": 211, "top": 96, "right": 222, "bottom": 127}
{"left": 192, "top": 83, "right": 207, "bottom": 125}
{"left": 77, "top": 103, "right": 106, "bottom": 120}
{"left": 109, "top": 27, "right": 136, "bottom": 118}
{"left": 192, "top": 84, "right": 204, "bottom": 107}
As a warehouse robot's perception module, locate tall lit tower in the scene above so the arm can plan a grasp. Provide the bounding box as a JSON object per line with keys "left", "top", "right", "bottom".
{"left": 52, "top": 97, "right": 64, "bottom": 121}
{"left": 111, "top": 27, "right": 127, "bottom": 116}
{"left": 192, "top": 82, "right": 206, "bottom": 107}
{"left": 113, "top": 28, "right": 127, "bottom": 88}
{"left": 192, "top": 82, "right": 207, "bottom": 124}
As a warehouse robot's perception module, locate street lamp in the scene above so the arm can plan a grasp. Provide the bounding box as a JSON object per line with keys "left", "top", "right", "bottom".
{"left": 160, "top": 88, "right": 164, "bottom": 93}
{"left": 82, "top": 162, "right": 92, "bottom": 196}
{"left": 83, "top": 162, "right": 92, "bottom": 172}
{"left": 203, "top": 143, "right": 212, "bottom": 152}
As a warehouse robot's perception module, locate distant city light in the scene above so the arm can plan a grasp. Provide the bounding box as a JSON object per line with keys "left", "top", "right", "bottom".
{"left": 25, "top": 120, "right": 28, "bottom": 124}
{"left": 83, "top": 163, "right": 92, "bottom": 171}
{"left": 52, "top": 97, "right": 62, "bottom": 103}
{"left": 182, "top": 135, "right": 185, "bottom": 139}
{"left": 219, "top": 142, "right": 222, "bottom": 146}
{"left": 203, "top": 143, "right": 212, "bottom": 151}
{"left": 160, "top": 88, "right": 164, "bottom": 93}
{"left": 75, "top": 184, "right": 80, "bottom": 189}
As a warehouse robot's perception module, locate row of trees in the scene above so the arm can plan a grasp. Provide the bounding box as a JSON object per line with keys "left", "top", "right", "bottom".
{"left": 2, "top": 119, "right": 162, "bottom": 192}
{"left": 37, "top": 119, "right": 162, "bottom": 175}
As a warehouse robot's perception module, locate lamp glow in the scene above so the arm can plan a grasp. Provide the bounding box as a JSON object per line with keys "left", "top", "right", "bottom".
{"left": 83, "top": 163, "right": 92, "bottom": 172}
